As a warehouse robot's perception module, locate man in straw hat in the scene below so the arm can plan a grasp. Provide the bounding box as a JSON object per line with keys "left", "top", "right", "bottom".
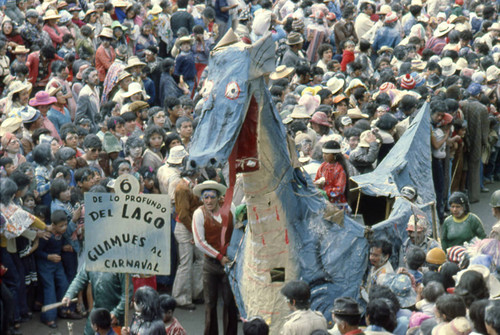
{"left": 192, "top": 180, "right": 238, "bottom": 335}
{"left": 95, "top": 28, "right": 116, "bottom": 84}
{"left": 102, "top": 44, "right": 129, "bottom": 103}
{"left": 42, "top": 9, "right": 64, "bottom": 48}
{"left": 112, "top": 71, "right": 133, "bottom": 106}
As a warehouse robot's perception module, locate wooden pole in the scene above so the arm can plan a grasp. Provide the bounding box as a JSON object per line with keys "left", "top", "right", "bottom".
{"left": 125, "top": 273, "right": 130, "bottom": 328}
{"left": 430, "top": 202, "right": 438, "bottom": 240}
{"left": 385, "top": 198, "right": 391, "bottom": 220}
{"left": 354, "top": 192, "right": 361, "bottom": 217}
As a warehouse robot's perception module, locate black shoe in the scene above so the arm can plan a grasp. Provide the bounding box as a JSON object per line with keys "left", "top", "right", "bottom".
{"left": 178, "top": 303, "right": 196, "bottom": 310}
{"left": 58, "top": 311, "right": 83, "bottom": 320}
{"left": 44, "top": 321, "right": 58, "bottom": 329}
{"left": 193, "top": 298, "right": 205, "bottom": 305}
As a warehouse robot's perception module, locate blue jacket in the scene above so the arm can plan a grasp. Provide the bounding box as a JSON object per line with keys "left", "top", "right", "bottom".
{"left": 47, "top": 107, "right": 72, "bottom": 136}
{"left": 372, "top": 26, "right": 402, "bottom": 53}
{"left": 51, "top": 199, "right": 80, "bottom": 253}
{"left": 174, "top": 51, "right": 196, "bottom": 81}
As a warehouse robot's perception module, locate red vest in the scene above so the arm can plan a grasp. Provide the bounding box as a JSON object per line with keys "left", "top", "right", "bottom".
{"left": 201, "top": 206, "right": 233, "bottom": 256}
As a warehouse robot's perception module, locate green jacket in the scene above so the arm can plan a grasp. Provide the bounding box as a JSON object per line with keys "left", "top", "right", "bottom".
{"left": 441, "top": 213, "right": 486, "bottom": 251}
{"left": 64, "top": 268, "right": 133, "bottom": 335}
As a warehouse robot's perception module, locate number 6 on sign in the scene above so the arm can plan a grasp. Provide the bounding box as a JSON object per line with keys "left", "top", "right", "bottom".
{"left": 115, "top": 174, "right": 140, "bottom": 195}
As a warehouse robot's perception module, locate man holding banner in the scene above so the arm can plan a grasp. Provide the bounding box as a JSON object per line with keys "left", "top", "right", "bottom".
{"left": 192, "top": 180, "right": 238, "bottom": 335}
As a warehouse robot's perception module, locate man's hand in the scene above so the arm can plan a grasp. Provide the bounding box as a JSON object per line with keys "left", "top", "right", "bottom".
{"left": 121, "top": 326, "right": 130, "bottom": 335}
{"left": 110, "top": 313, "right": 118, "bottom": 326}
{"left": 62, "top": 245, "right": 74, "bottom": 253}
{"left": 37, "top": 231, "right": 51, "bottom": 240}
{"left": 220, "top": 256, "right": 231, "bottom": 266}
{"left": 62, "top": 297, "right": 72, "bottom": 307}
{"left": 47, "top": 254, "right": 61, "bottom": 263}
{"left": 365, "top": 131, "right": 377, "bottom": 143}
{"left": 72, "top": 206, "right": 82, "bottom": 222}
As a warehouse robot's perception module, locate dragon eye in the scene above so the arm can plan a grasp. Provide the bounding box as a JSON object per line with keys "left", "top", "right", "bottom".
{"left": 225, "top": 81, "right": 240, "bottom": 100}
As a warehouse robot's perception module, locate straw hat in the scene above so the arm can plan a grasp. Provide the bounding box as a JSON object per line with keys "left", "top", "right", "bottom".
{"left": 122, "top": 82, "right": 143, "bottom": 98}
{"left": 345, "top": 78, "right": 367, "bottom": 96}
{"left": 75, "top": 64, "right": 90, "bottom": 80}
{"left": 333, "top": 94, "right": 348, "bottom": 105}
{"left": 439, "top": 57, "right": 457, "bottom": 76}
{"left": 0, "top": 117, "right": 23, "bottom": 137}
{"left": 193, "top": 180, "right": 227, "bottom": 197}
{"left": 176, "top": 36, "right": 194, "bottom": 46}
{"left": 84, "top": 8, "right": 97, "bottom": 18}
{"left": 148, "top": 4, "right": 162, "bottom": 15}
{"left": 129, "top": 101, "right": 150, "bottom": 113}
{"left": 214, "top": 28, "right": 239, "bottom": 50}
{"left": 289, "top": 105, "right": 311, "bottom": 119}
{"left": 124, "top": 56, "right": 146, "bottom": 70}
{"left": 376, "top": 4, "right": 391, "bottom": 14}
{"left": 434, "top": 22, "right": 454, "bottom": 37}
{"left": 270, "top": 65, "right": 295, "bottom": 80}
{"left": 111, "top": 20, "right": 127, "bottom": 31}
{"left": 347, "top": 107, "right": 369, "bottom": 119}
{"left": 377, "top": 45, "right": 393, "bottom": 55}
{"left": 486, "top": 65, "right": 500, "bottom": 82}
{"left": 384, "top": 12, "right": 398, "bottom": 24}
{"left": 43, "top": 9, "right": 61, "bottom": 20}
{"left": 166, "top": 145, "right": 188, "bottom": 165}
{"left": 456, "top": 58, "right": 468, "bottom": 71}
{"left": 47, "top": 86, "right": 62, "bottom": 97}
{"left": 117, "top": 71, "right": 132, "bottom": 83}
{"left": 411, "top": 59, "right": 427, "bottom": 71}
{"left": 9, "top": 81, "right": 31, "bottom": 95}
{"left": 99, "top": 27, "right": 113, "bottom": 39}
{"left": 13, "top": 45, "right": 29, "bottom": 54}
{"left": 112, "top": 0, "right": 129, "bottom": 7}
{"left": 326, "top": 77, "right": 345, "bottom": 95}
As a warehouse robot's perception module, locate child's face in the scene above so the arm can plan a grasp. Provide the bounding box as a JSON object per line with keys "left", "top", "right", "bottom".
{"left": 180, "top": 42, "right": 191, "bottom": 52}
{"left": 458, "top": 128, "right": 466, "bottom": 137}
{"left": 144, "top": 178, "right": 154, "bottom": 190}
{"left": 25, "top": 196, "right": 36, "bottom": 208}
{"left": 322, "top": 152, "right": 335, "bottom": 163}
{"left": 348, "top": 136, "right": 360, "bottom": 150}
{"left": 59, "top": 188, "right": 72, "bottom": 202}
{"left": 4, "top": 163, "right": 15, "bottom": 176}
{"left": 53, "top": 220, "right": 68, "bottom": 234}
{"left": 162, "top": 310, "right": 173, "bottom": 323}
{"left": 345, "top": 44, "right": 355, "bottom": 52}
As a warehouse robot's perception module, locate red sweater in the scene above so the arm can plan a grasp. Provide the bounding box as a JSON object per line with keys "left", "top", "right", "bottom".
{"left": 341, "top": 50, "right": 355, "bottom": 72}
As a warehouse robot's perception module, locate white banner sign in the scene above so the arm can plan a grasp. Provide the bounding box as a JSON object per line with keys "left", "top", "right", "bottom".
{"left": 84, "top": 174, "right": 171, "bottom": 275}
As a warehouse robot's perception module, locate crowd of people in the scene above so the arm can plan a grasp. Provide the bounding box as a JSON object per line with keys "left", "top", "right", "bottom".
{"left": 0, "top": 0, "right": 500, "bottom": 333}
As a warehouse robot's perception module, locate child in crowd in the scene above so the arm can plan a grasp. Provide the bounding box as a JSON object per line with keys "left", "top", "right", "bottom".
{"left": 406, "top": 247, "right": 426, "bottom": 285}
{"left": 36, "top": 210, "right": 81, "bottom": 328}
{"left": 174, "top": 37, "right": 196, "bottom": 94}
{"left": 416, "top": 281, "right": 445, "bottom": 316}
{"left": 340, "top": 40, "right": 355, "bottom": 72}
{"left": 90, "top": 308, "right": 117, "bottom": 335}
{"left": 314, "top": 140, "right": 349, "bottom": 206}
{"left": 160, "top": 294, "right": 186, "bottom": 335}
{"left": 122, "top": 286, "right": 166, "bottom": 335}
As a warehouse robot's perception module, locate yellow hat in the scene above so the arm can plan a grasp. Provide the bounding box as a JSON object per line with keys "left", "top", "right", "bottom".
{"left": 426, "top": 247, "right": 446, "bottom": 265}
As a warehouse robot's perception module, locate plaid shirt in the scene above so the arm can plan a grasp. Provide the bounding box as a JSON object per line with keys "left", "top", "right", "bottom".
{"left": 21, "top": 22, "right": 44, "bottom": 49}
{"left": 34, "top": 164, "right": 52, "bottom": 196}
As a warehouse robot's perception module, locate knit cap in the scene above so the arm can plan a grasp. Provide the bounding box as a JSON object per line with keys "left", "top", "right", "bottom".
{"left": 401, "top": 74, "right": 416, "bottom": 89}
{"left": 447, "top": 246, "right": 466, "bottom": 264}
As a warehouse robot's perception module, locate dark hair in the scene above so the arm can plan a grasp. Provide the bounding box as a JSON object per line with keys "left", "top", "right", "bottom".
{"left": 159, "top": 294, "right": 176, "bottom": 313}
{"left": 164, "top": 97, "right": 181, "bottom": 112}
{"left": 106, "top": 116, "right": 125, "bottom": 131}
{"left": 366, "top": 298, "right": 397, "bottom": 332}
{"left": 439, "top": 262, "right": 459, "bottom": 289}
{"left": 51, "top": 209, "right": 68, "bottom": 224}
{"left": 51, "top": 166, "right": 71, "bottom": 180}
{"left": 369, "top": 285, "right": 400, "bottom": 313}
{"left": 469, "top": 299, "right": 489, "bottom": 334}
{"left": 243, "top": 317, "right": 269, "bottom": 335}
{"left": 51, "top": 60, "right": 67, "bottom": 74}
{"left": 50, "top": 178, "right": 70, "bottom": 200}
{"left": 10, "top": 171, "right": 31, "bottom": 190}
{"left": 202, "top": 6, "right": 215, "bottom": 20}
{"left": 0, "top": 178, "right": 17, "bottom": 205}
{"left": 280, "top": 280, "right": 311, "bottom": 310}
{"left": 175, "top": 116, "right": 192, "bottom": 130}
{"left": 90, "top": 308, "right": 112, "bottom": 329}
{"left": 177, "top": 0, "right": 188, "bottom": 8}
{"left": 435, "top": 294, "right": 466, "bottom": 322}
{"left": 62, "top": 33, "right": 74, "bottom": 44}
{"left": 422, "top": 271, "right": 444, "bottom": 286}
{"left": 41, "top": 45, "right": 57, "bottom": 60}
{"left": 317, "top": 43, "right": 333, "bottom": 59}
{"left": 121, "top": 111, "right": 136, "bottom": 123}
{"left": 406, "top": 247, "right": 426, "bottom": 271}
{"left": 32, "top": 128, "right": 52, "bottom": 145}
{"left": 33, "top": 143, "right": 53, "bottom": 166}
{"left": 134, "top": 286, "right": 162, "bottom": 322}
{"left": 111, "top": 158, "right": 131, "bottom": 178}
{"left": 75, "top": 167, "right": 94, "bottom": 184}
{"left": 144, "top": 125, "right": 165, "bottom": 148}
{"left": 455, "top": 270, "right": 489, "bottom": 308}
{"left": 370, "top": 239, "right": 392, "bottom": 257}
{"left": 60, "top": 124, "right": 78, "bottom": 141}
{"left": 485, "top": 301, "right": 500, "bottom": 334}
{"left": 422, "top": 281, "right": 444, "bottom": 303}
{"left": 83, "top": 134, "right": 102, "bottom": 150}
